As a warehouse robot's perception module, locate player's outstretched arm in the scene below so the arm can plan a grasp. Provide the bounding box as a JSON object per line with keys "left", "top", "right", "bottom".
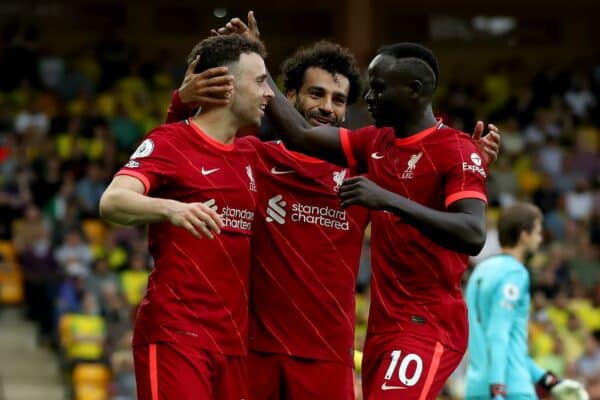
{"left": 339, "top": 176, "right": 486, "bottom": 255}
{"left": 99, "top": 175, "right": 223, "bottom": 239}
{"left": 165, "top": 55, "right": 234, "bottom": 124}
{"left": 213, "top": 11, "right": 348, "bottom": 166}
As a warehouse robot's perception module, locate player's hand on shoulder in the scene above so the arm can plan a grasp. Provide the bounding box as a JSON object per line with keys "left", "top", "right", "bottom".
{"left": 178, "top": 55, "right": 234, "bottom": 108}
{"left": 472, "top": 121, "right": 500, "bottom": 165}
{"left": 165, "top": 200, "right": 224, "bottom": 239}
{"left": 339, "top": 176, "right": 392, "bottom": 210}
{"left": 211, "top": 11, "right": 260, "bottom": 41}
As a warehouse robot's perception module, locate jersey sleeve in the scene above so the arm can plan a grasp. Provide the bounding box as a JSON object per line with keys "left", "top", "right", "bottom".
{"left": 165, "top": 90, "right": 197, "bottom": 124}
{"left": 339, "top": 126, "right": 378, "bottom": 174}
{"left": 442, "top": 133, "right": 488, "bottom": 208}
{"left": 485, "top": 270, "right": 528, "bottom": 386}
{"left": 527, "top": 356, "right": 547, "bottom": 383}
{"left": 115, "top": 128, "right": 179, "bottom": 195}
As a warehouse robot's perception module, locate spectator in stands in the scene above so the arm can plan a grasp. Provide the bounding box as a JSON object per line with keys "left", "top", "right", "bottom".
{"left": 576, "top": 330, "right": 600, "bottom": 380}
{"left": 55, "top": 229, "right": 93, "bottom": 274}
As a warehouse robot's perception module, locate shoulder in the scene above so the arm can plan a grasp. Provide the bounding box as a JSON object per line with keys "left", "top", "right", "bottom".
{"left": 435, "top": 126, "right": 478, "bottom": 150}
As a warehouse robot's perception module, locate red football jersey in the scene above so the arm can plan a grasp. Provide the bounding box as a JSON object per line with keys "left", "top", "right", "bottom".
{"left": 116, "top": 119, "right": 258, "bottom": 356}
{"left": 239, "top": 139, "right": 369, "bottom": 365}
{"left": 340, "top": 122, "right": 487, "bottom": 352}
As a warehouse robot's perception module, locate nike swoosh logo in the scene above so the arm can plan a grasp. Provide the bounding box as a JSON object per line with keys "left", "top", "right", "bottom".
{"left": 271, "top": 167, "right": 295, "bottom": 175}
{"left": 201, "top": 167, "right": 220, "bottom": 175}
{"left": 381, "top": 382, "right": 406, "bottom": 391}
{"left": 371, "top": 152, "right": 384, "bottom": 159}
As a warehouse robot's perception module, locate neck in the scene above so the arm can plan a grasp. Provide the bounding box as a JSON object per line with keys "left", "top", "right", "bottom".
{"left": 502, "top": 246, "right": 526, "bottom": 263}
{"left": 191, "top": 108, "right": 240, "bottom": 145}
{"left": 393, "top": 105, "right": 438, "bottom": 138}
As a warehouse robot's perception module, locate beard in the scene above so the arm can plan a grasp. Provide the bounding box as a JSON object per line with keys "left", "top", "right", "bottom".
{"left": 294, "top": 99, "right": 342, "bottom": 127}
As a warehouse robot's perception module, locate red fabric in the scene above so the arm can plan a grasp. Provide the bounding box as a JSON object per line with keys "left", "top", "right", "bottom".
{"left": 115, "top": 120, "right": 258, "bottom": 355}
{"left": 239, "top": 138, "right": 369, "bottom": 366}
{"left": 134, "top": 342, "right": 248, "bottom": 400}
{"left": 341, "top": 124, "right": 488, "bottom": 353}
{"left": 362, "top": 335, "right": 463, "bottom": 400}
{"left": 165, "top": 90, "right": 196, "bottom": 124}
{"left": 248, "top": 350, "right": 355, "bottom": 400}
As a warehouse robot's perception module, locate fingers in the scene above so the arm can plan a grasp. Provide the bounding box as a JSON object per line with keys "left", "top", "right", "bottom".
{"left": 228, "top": 18, "right": 249, "bottom": 33}
{"left": 188, "top": 215, "right": 215, "bottom": 239}
{"left": 182, "top": 220, "right": 202, "bottom": 239}
{"left": 196, "top": 74, "right": 234, "bottom": 88}
{"left": 191, "top": 204, "right": 223, "bottom": 234}
{"left": 186, "top": 55, "right": 200, "bottom": 76}
{"left": 248, "top": 11, "right": 260, "bottom": 37}
{"left": 196, "top": 67, "right": 230, "bottom": 80}
{"left": 472, "top": 120, "right": 484, "bottom": 141}
{"left": 210, "top": 29, "right": 220, "bottom": 36}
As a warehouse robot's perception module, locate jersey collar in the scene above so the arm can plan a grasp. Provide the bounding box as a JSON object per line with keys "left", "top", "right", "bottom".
{"left": 394, "top": 119, "right": 444, "bottom": 146}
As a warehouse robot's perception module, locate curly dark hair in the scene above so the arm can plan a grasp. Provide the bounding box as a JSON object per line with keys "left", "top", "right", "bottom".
{"left": 187, "top": 34, "right": 267, "bottom": 74}
{"left": 281, "top": 41, "right": 362, "bottom": 105}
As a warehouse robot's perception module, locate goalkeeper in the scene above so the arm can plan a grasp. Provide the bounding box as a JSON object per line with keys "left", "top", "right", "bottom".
{"left": 465, "top": 203, "right": 588, "bottom": 400}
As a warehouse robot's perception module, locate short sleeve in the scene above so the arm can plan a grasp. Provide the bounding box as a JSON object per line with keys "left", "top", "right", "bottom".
{"left": 115, "top": 128, "right": 179, "bottom": 195}
{"left": 339, "top": 126, "right": 379, "bottom": 175}
{"left": 165, "top": 90, "right": 197, "bottom": 124}
{"left": 442, "top": 133, "right": 488, "bottom": 208}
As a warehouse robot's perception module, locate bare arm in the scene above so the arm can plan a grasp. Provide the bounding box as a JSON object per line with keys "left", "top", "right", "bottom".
{"left": 99, "top": 175, "right": 223, "bottom": 239}
{"left": 339, "top": 176, "right": 486, "bottom": 255}
{"left": 215, "top": 12, "right": 348, "bottom": 165}
{"left": 265, "top": 73, "right": 347, "bottom": 165}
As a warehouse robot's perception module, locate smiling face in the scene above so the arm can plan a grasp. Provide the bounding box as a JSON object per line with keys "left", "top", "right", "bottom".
{"left": 229, "top": 52, "right": 274, "bottom": 128}
{"left": 286, "top": 67, "right": 350, "bottom": 127}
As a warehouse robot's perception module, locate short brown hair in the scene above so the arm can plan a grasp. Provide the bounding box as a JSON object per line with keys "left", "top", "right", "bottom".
{"left": 187, "top": 34, "right": 267, "bottom": 74}
{"left": 498, "top": 203, "right": 543, "bottom": 247}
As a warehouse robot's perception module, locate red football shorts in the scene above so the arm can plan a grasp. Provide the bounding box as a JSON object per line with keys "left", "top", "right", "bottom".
{"left": 133, "top": 342, "right": 248, "bottom": 400}
{"left": 362, "top": 334, "right": 464, "bottom": 400}
{"left": 248, "top": 350, "right": 355, "bottom": 400}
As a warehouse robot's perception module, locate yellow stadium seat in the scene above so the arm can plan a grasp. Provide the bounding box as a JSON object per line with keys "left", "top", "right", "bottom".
{"left": 0, "top": 241, "right": 17, "bottom": 262}
{"left": 0, "top": 265, "right": 23, "bottom": 304}
{"left": 82, "top": 219, "right": 107, "bottom": 246}
{"left": 58, "top": 313, "right": 75, "bottom": 348}
{"left": 73, "top": 363, "right": 110, "bottom": 400}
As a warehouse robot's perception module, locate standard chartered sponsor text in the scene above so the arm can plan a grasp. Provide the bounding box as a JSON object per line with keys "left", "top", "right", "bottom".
{"left": 291, "top": 203, "right": 349, "bottom": 230}
{"left": 221, "top": 206, "right": 254, "bottom": 230}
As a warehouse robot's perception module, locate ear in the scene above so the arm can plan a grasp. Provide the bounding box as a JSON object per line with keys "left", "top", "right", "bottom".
{"left": 408, "top": 80, "right": 423, "bottom": 99}
{"left": 286, "top": 89, "right": 297, "bottom": 103}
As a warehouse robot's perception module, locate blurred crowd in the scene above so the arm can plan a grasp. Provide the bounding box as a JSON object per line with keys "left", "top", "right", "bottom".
{"left": 0, "top": 23, "right": 599, "bottom": 399}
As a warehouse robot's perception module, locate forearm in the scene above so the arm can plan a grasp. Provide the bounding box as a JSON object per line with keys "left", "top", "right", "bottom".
{"left": 265, "top": 73, "right": 346, "bottom": 165}
{"left": 486, "top": 320, "right": 512, "bottom": 385}
{"left": 266, "top": 73, "right": 311, "bottom": 148}
{"left": 381, "top": 193, "right": 486, "bottom": 255}
{"left": 527, "top": 356, "right": 547, "bottom": 383}
{"left": 99, "top": 188, "right": 175, "bottom": 226}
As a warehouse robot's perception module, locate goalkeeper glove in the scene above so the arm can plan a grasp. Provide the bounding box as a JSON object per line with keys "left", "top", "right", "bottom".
{"left": 536, "top": 372, "right": 589, "bottom": 400}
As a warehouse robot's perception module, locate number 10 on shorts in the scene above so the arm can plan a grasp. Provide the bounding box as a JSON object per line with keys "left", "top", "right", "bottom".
{"left": 384, "top": 350, "right": 424, "bottom": 387}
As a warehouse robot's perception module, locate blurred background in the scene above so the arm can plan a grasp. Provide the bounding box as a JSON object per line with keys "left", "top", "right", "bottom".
{"left": 0, "top": 0, "right": 598, "bottom": 399}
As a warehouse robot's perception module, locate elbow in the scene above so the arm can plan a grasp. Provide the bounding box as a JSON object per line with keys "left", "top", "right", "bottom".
{"left": 98, "top": 191, "right": 115, "bottom": 222}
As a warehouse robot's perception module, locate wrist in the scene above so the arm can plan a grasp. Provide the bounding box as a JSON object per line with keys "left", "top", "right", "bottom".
{"left": 535, "top": 371, "right": 559, "bottom": 398}
{"left": 490, "top": 383, "right": 507, "bottom": 398}
{"left": 160, "top": 199, "right": 180, "bottom": 222}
